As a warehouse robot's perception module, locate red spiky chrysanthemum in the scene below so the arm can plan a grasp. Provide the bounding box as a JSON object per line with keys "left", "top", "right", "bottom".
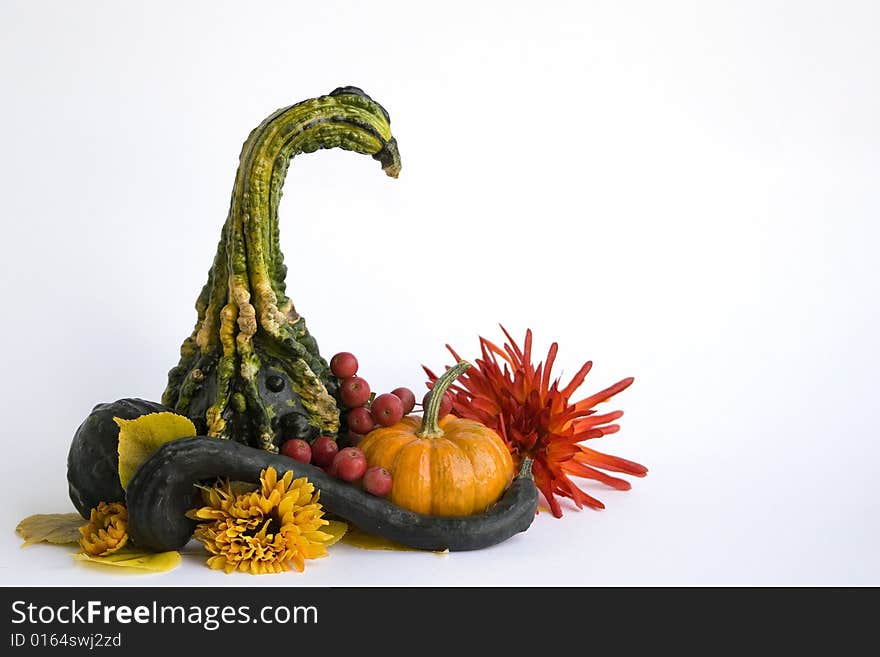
{"left": 425, "top": 327, "right": 647, "bottom": 518}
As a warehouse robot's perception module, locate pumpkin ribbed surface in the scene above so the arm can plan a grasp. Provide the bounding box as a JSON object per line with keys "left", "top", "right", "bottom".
{"left": 359, "top": 415, "right": 514, "bottom": 516}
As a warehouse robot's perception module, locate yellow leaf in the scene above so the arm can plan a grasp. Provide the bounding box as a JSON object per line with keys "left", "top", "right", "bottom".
{"left": 74, "top": 547, "right": 181, "bottom": 572}
{"left": 321, "top": 520, "right": 348, "bottom": 547}
{"left": 115, "top": 412, "right": 196, "bottom": 489}
{"left": 16, "top": 513, "right": 84, "bottom": 546}
{"left": 342, "top": 526, "right": 445, "bottom": 553}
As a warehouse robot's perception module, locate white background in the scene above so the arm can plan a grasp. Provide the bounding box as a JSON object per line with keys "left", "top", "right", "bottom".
{"left": 1, "top": 0, "right": 877, "bottom": 586}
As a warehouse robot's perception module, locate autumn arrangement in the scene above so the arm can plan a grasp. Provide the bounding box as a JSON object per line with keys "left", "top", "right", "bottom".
{"left": 16, "top": 87, "right": 646, "bottom": 574}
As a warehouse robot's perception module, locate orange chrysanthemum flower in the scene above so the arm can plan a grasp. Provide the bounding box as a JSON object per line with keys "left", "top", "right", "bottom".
{"left": 79, "top": 502, "right": 129, "bottom": 556}
{"left": 187, "top": 468, "right": 333, "bottom": 574}
{"left": 426, "top": 327, "right": 647, "bottom": 518}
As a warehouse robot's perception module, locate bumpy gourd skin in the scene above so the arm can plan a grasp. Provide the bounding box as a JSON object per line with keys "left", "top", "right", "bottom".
{"left": 163, "top": 87, "right": 401, "bottom": 451}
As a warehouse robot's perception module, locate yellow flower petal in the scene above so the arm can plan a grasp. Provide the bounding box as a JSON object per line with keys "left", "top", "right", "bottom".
{"left": 313, "top": 521, "right": 348, "bottom": 546}
{"left": 79, "top": 502, "right": 129, "bottom": 556}
{"left": 261, "top": 467, "right": 277, "bottom": 493}
{"left": 281, "top": 471, "right": 294, "bottom": 489}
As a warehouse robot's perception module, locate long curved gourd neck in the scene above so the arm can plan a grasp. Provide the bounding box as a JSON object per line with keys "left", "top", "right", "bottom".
{"left": 166, "top": 87, "right": 400, "bottom": 447}
{"left": 199, "top": 87, "right": 400, "bottom": 353}
{"left": 235, "top": 86, "right": 400, "bottom": 313}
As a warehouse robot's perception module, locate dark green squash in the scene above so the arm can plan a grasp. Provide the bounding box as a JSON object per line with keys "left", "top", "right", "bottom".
{"left": 126, "top": 437, "right": 537, "bottom": 552}
{"left": 162, "top": 87, "right": 401, "bottom": 451}
{"left": 67, "top": 398, "right": 171, "bottom": 519}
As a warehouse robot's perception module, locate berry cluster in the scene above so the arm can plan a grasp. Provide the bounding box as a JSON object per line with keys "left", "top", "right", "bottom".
{"left": 279, "top": 436, "right": 392, "bottom": 497}
{"left": 277, "top": 351, "right": 455, "bottom": 499}
{"left": 331, "top": 352, "right": 419, "bottom": 437}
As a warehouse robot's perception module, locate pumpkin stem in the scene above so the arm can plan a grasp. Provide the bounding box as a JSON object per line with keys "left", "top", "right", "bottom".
{"left": 516, "top": 457, "right": 534, "bottom": 481}
{"left": 418, "top": 361, "right": 470, "bottom": 438}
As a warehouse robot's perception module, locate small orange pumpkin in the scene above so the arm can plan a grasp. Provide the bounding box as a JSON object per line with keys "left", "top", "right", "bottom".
{"left": 359, "top": 361, "right": 514, "bottom": 516}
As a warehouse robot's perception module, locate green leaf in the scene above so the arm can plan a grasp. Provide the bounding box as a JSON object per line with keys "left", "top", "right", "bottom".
{"left": 74, "top": 547, "right": 181, "bottom": 572}
{"left": 115, "top": 412, "right": 196, "bottom": 489}
{"left": 16, "top": 513, "right": 84, "bottom": 546}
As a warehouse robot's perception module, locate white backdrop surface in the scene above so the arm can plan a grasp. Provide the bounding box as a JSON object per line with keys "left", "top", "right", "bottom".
{"left": 0, "top": 0, "right": 877, "bottom": 586}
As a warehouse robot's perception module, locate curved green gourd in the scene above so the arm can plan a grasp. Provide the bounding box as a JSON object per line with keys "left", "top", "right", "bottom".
{"left": 125, "top": 437, "right": 538, "bottom": 552}
{"left": 162, "top": 87, "right": 401, "bottom": 451}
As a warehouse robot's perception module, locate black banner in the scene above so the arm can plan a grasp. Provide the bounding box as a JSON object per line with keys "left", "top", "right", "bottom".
{"left": 0, "top": 586, "right": 872, "bottom": 652}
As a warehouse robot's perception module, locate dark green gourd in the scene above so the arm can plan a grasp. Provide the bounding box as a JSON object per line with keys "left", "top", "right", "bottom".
{"left": 126, "top": 437, "right": 538, "bottom": 552}
{"left": 162, "top": 87, "right": 401, "bottom": 451}
{"left": 67, "top": 398, "right": 171, "bottom": 518}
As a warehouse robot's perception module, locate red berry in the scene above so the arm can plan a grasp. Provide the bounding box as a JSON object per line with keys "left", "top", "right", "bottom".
{"left": 423, "top": 390, "right": 454, "bottom": 418}
{"left": 311, "top": 436, "right": 338, "bottom": 467}
{"left": 362, "top": 466, "right": 393, "bottom": 497}
{"left": 347, "top": 406, "right": 375, "bottom": 434}
{"left": 346, "top": 406, "right": 376, "bottom": 434}
{"left": 438, "top": 393, "right": 453, "bottom": 417}
{"left": 371, "top": 393, "right": 404, "bottom": 427}
{"left": 340, "top": 376, "right": 371, "bottom": 407}
{"left": 330, "top": 352, "right": 358, "bottom": 378}
{"left": 280, "top": 438, "right": 311, "bottom": 464}
{"left": 332, "top": 447, "right": 367, "bottom": 482}
{"left": 391, "top": 387, "right": 416, "bottom": 415}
